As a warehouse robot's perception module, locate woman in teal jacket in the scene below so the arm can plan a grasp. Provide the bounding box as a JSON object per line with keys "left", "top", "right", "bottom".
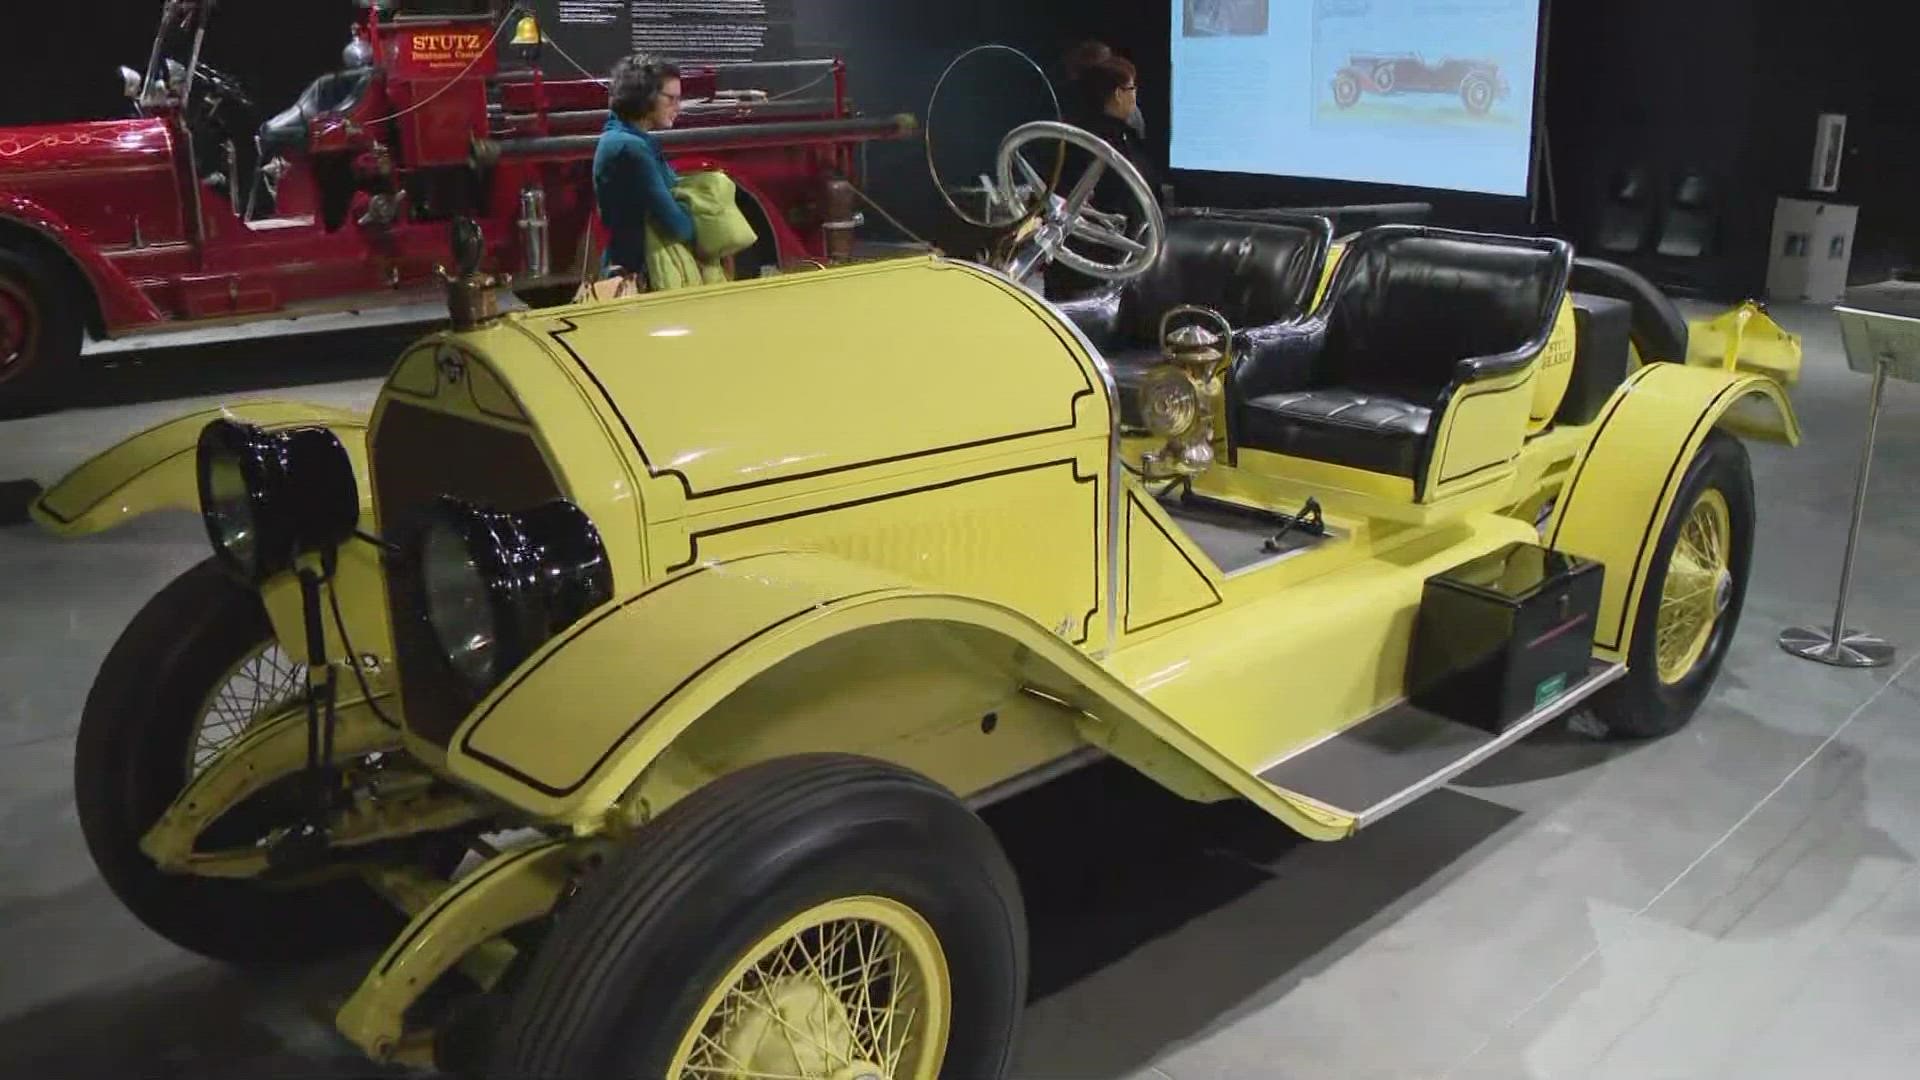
{"left": 593, "top": 53, "right": 695, "bottom": 277}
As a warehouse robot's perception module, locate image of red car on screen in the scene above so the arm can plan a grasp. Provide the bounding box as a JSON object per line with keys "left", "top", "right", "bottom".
{"left": 1331, "top": 53, "right": 1509, "bottom": 114}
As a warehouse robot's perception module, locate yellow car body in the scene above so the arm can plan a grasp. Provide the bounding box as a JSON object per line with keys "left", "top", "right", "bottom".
{"left": 36, "top": 247, "right": 1799, "bottom": 1067}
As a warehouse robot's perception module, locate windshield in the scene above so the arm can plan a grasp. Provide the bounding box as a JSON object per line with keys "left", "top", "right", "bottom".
{"left": 139, "top": 0, "right": 213, "bottom": 108}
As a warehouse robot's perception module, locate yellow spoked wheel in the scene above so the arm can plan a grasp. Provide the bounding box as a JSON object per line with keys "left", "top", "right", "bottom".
{"left": 1594, "top": 431, "right": 1753, "bottom": 739}
{"left": 73, "top": 559, "right": 397, "bottom": 964}
{"left": 670, "top": 896, "right": 951, "bottom": 1080}
{"left": 491, "top": 756, "right": 1026, "bottom": 1080}
{"left": 1654, "top": 488, "right": 1732, "bottom": 685}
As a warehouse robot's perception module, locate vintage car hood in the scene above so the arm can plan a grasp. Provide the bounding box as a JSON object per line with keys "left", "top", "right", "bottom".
{"left": 533, "top": 257, "right": 1104, "bottom": 501}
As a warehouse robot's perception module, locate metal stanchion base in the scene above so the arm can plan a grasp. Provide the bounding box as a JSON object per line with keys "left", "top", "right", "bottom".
{"left": 1778, "top": 626, "right": 1896, "bottom": 667}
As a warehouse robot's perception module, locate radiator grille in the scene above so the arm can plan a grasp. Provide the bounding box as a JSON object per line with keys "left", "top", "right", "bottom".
{"left": 372, "top": 400, "right": 563, "bottom": 747}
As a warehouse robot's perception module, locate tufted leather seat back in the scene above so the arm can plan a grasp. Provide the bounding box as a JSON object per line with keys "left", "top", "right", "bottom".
{"left": 1323, "top": 234, "right": 1565, "bottom": 395}
{"left": 1116, "top": 216, "right": 1327, "bottom": 341}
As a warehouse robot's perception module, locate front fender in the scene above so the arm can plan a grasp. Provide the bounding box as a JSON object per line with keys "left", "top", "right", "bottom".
{"left": 1547, "top": 362, "right": 1799, "bottom": 660}
{"left": 447, "top": 551, "right": 1351, "bottom": 840}
{"left": 1, "top": 195, "right": 165, "bottom": 330}
{"left": 32, "top": 401, "right": 392, "bottom": 673}
{"left": 31, "top": 400, "right": 370, "bottom": 536}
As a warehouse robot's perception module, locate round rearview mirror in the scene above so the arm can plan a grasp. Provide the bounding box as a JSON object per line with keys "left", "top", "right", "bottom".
{"left": 196, "top": 419, "right": 360, "bottom": 583}
{"left": 118, "top": 66, "right": 143, "bottom": 100}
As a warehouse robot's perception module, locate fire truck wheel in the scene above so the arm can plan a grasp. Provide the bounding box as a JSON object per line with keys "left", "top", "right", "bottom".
{"left": 0, "top": 247, "right": 82, "bottom": 418}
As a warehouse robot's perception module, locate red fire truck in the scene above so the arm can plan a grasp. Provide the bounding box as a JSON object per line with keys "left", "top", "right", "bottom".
{"left": 0, "top": 0, "right": 915, "bottom": 414}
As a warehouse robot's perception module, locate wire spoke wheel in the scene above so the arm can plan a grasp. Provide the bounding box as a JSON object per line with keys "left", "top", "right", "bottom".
{"left": 1655, "top": 489, "right": 1731, "bottom": 684}
{"left": 188, "top": 639, "right": 306, "bottom": 776}
{"left": 671, "top": 897, "right": 950, "bottom": 1080}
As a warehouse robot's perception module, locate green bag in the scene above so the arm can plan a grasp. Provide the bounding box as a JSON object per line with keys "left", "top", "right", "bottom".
{"left": 645, "top": 170, "right": 758, "bottom": 291}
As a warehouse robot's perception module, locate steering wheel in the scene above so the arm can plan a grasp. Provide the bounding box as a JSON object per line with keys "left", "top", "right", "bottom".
{"left": 993, "top": 120, "right": 1164, "bottom": 283}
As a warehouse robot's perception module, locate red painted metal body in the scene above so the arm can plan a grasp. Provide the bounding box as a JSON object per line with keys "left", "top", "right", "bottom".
{"left": 0, "top": 8, "right": 899, "bottom": 340}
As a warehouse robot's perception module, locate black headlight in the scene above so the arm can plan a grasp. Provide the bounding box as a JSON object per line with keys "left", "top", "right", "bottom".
{"left": 196, "top": 419, "right": 358, "bottom": 583}
{"left": 408, "top": 496, "right": 613, "bottom": 701}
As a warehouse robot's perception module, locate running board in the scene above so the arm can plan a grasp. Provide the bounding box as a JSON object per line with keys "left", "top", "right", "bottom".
{"left": 82, "top": 292, "right": 529, "bottom": 357}
{"left": 1259, "top": 661, "right": 1626, "bottom": 829}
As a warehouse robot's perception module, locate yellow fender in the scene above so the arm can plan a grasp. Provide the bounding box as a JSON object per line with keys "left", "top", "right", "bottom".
{"left": 447, "top": 550, "right": 1350, "bottom": 840}
{"left": 30, "top": 401, "right": 370, "bottom": 536}
{"left": 30, "top": 400, "right": 394, "bottom": 679}
{"left": 1685, "top": 300, "right": 1803, "bottom": 387}
{"left": 1546, "top": 362, "right": 1800, "bottom": 661}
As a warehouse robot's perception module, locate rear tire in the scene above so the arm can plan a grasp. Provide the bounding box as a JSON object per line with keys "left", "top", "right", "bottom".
{"left": 491, "top": 754, "right": 1028, "bottom": 1080}
{"left": 1461, "top": 74, "right": 1496, "bottom": 115}
{"left": 0, "top": 246, "right": 82, "bottom": 418}
{"left": 1593, "top": 431, "right": 1754, "bottom": 738}
{"left": 75, "top": 559, "right": 400, "bottom": 963}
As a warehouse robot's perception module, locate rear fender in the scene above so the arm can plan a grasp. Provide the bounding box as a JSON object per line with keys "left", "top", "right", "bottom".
{"left": 1, "top": 196, "right": 165, "bottom": 331}
{"left": 32, "top": 401, "right": 392, "bottom": 671}
{"left": 1546, "top": 363, "right": 1799, "bottom": 661}
{"left": 446, "top": 551, "right": 1351, "bottom": 840}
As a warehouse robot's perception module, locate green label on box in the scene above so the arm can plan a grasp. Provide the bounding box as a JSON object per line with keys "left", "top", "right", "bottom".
{"left": 1534, "top": 672, "right": 1569, "bottom": 710}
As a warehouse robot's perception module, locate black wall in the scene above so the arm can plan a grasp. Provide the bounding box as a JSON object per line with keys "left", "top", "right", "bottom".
{"left": 1544, "top": 0, "right": 1920, "bottom": 298}
{"left": 8, "top": 2, "right": 1911, "bottom": 298}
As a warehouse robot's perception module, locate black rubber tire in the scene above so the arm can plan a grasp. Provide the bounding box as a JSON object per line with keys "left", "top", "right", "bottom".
{"left": 1373, "top": 62, "right": 1397, "bottom": 93}
{"left": 74, "top": 558, "right": 401, "bottom": 964}
{"left": 0, "top": 245, "right": 82, "bottom": 418}
{"left": 490, "top": 754, "right": 1028, "bottom": 1080}
{"left": 1593, "top": 430, "right": 1754, "bottom": 739}
{"left": 1461, "top": 74, "right": 1495, "bottom": 115}
{"left": 1333, "top": 72, "right": 1361, "bottom": 108}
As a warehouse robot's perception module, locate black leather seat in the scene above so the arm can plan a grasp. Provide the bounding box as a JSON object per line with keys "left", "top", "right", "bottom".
{"left": 1231, "top": 226, "right": 1573, "bottom": 496}
{"left": 259, "top": 68, "right": 374, "bottom": 155}
{"left": 1050, "top": 211, "right": 1333, "bottom": 427}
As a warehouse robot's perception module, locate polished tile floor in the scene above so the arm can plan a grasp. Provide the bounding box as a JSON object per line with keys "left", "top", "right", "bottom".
{"left": 2, "top": 303, "right": 1918, "bottom": 1079}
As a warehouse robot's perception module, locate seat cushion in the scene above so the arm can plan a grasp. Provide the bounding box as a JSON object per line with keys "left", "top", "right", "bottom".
{"left": 1239, "top": 388, "right": 1432, "bottom": 477}
{"left": 259, "top": 69, "right": 373, "bottom": 155}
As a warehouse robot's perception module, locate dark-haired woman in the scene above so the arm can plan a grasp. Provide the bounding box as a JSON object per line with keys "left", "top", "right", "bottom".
{"left": 592, "top": 52, "right": 695, "bottom": 277}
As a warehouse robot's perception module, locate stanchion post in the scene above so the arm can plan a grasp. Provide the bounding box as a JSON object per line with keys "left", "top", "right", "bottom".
{"left": 1779, "top": 355, "right": 1896, "bottom": 667}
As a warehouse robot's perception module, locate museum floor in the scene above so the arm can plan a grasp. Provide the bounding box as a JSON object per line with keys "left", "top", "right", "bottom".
{"left": 2, "top": 301, "right": 1918, "bottom": 1079}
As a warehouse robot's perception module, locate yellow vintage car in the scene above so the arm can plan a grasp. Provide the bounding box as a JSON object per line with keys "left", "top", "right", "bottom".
{"left": 32, "top": 122, "right": 1799, "bottom": 1079}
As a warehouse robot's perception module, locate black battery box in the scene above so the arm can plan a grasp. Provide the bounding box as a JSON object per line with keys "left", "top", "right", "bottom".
{"left": 1407, "top": 541, "right": 1605, "bottom": 733}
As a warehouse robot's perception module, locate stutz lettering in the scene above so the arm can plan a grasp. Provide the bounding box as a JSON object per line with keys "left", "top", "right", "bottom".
{"left": 411, "top": 32, "right": 485, "bottom": 56}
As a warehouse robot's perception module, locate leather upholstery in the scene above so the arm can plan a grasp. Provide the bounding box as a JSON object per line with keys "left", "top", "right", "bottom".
{"left": 1239, "top": 388, "right": 1430, "bottom": 476}
{"left": 259, "top": 69, "right": 374, "bottom": 154}
{"left": 1232, "top": 225, "right": 1572, "bottom": 490}
{"left": 1051, "top": 212, "right": 1332, "bottom": 429}
{"left": 1569, "top": 256, "right": 1688, "bottom": 360}
{"left": 1053, "top": 212, "right": 1331, "bottom": 350}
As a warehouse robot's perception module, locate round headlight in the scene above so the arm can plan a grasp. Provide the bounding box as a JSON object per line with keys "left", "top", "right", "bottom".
{"left": 410, "top": 496, "right": 613, "bottom": 700}
{"left": 196, "top": 419, "right": 359, "bottom": 583}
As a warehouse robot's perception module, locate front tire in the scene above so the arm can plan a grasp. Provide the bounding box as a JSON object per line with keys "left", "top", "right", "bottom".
{"left": 0, "top": 246, "right": 82, "bottom": 418}
{"left": 74, "top": 558, "right": 400, "bottom": 963}
{"left": 492, "top": 754, "right": 1028, "bottom": 1080}
{"left": 1593, "top": 430, "right": 1754, "bottom": 738}
{"left": 1333, "top": 72, "right": 1361, "bottom": 108}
